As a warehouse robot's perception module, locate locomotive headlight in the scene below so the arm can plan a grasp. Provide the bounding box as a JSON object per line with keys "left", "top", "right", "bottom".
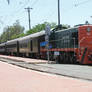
{"left": 87, "top": 27, "right": 91, "bottom": 32}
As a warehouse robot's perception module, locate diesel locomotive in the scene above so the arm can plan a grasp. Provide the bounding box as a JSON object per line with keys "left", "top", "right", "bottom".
{"left": 0, "top": 24, "right": 92, "bottom": 64}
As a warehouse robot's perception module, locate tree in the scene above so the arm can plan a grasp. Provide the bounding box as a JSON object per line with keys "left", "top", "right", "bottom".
{"left": 0, "top": 21, "right": 70, "bottom": 43}
{"left": 26, "top": 22, "right": 70, "bottom": 35}
{"left": 10, "top": 20, "right": 25, "bottom": 39}
{"left": 0, "top": 20, "right": 25, "bottom": 43}
{"left": 26, "top": 22, "right": 57, "bottom": 35}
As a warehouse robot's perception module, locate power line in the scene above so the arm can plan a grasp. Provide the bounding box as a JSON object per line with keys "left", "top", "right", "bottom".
{"left": 4, "top": 0, "right": 39, "bottom": 29}
{"left": 17, "top": 0, "right": 29, "bottom": 11}
{"left": 74, "top": 0, "right": 92, "bottom": 7}
{"left": 4, "top": 1, "right": 29, "bottom": 25}
{"left": 14, "top": 0, "right": 39, "bottom": 19}
{"left": 13, "top": 0, "right": 30, "bottom": 15}
{"left": 61, "top": 0, "right": 92, "bottom": 14}
{"left": 7, "top": 0, "right": 29, "bottom": 18}
{"left": 31, "top": 0, "right": 39, "bottom": 7}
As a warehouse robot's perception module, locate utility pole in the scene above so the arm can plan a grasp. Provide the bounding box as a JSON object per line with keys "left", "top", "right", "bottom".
{"left": 7, "top": 0, "right": 10, "bottom": 4}
{"left": 58, "top": 0, "right": 60, "bottom": 25}
{"left": 25, "top": 7, "right": 32, "bottom": 30}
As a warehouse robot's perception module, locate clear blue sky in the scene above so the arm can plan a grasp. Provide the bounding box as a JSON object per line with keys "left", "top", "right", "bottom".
{"left": 0, "top": 0, "right": 92, "bottom": 34}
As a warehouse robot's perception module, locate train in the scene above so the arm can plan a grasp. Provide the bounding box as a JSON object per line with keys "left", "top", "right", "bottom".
{"left": 0, "top": 24, "right": 92, "bottom": 64}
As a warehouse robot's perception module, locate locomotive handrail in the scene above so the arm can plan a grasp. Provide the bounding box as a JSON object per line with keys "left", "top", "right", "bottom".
{"left": 78, "top": 37, "right": 85, "bottom": 56}
{"left": 49, "top": 38, "right": 77, "bottom": 43}
{"left": 48, "top": 38, "right": 78, "bottom": 53}
{"left": 79, "top": 37, "right": 85, "bottom": 48}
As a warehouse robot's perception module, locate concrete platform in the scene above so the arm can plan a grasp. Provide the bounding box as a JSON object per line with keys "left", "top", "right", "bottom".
{"left": 0, "top": 61, "right": 92, "bottom": 92}
{"left": 0, "top": 55, "right": 47, "bottom": 64}
{"left": 0, "top": 55, "right": 92, "bottom": 81}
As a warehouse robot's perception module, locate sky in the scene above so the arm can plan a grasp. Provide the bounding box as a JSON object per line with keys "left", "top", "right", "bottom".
{"left": 0, "top": 0, "right": 92, "bottom": 34}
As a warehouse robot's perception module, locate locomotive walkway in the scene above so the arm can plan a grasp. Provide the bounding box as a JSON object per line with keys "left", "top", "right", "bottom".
{"left": 0, "top": 55, "right": 92, "bottom": 81}
{"left": 0, "top": 61, "right": 92, "bottom": 92}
